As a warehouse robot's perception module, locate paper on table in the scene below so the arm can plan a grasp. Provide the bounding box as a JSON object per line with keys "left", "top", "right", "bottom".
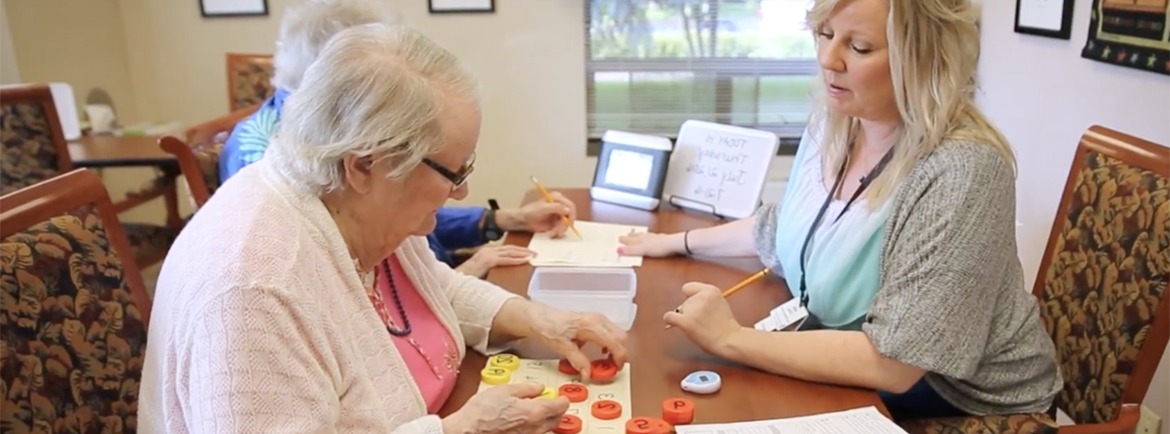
{"left": 674, "top": 406, "right": 908, "bottom": 434}
{"left": 526, "top": 220, "right": 647, "bottom": 267}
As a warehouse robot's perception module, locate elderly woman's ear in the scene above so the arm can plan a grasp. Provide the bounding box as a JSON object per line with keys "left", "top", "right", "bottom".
{"left": 341, "top": 154, "right": 378, "bottom": 194}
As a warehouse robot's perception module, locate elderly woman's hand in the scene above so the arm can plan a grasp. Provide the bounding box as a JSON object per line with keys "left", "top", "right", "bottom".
{"left": 442, "top": 382, "right": 568, "bottom": 434}
{"left": 528, "top": 306, "right": 629, "bottom": 383}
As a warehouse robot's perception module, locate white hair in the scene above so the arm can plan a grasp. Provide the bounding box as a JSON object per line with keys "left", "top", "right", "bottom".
{"left": 272, "top": 0, "right": 396, "bottom": 91}
{"left": 266, "top": 23, "right": 479, "bottom": 195}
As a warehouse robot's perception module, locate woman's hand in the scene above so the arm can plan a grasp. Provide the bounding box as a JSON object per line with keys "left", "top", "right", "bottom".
{"left": 617, "top": 232, "right": 683, "bottom": 257}
{"left": 528, "top": 306, "right": 629, "bottom": 383}
{"left": 442, "top": 382, "right": 569, "bottom": 434}
{"left": 456, "top": 246, "right": 534, "bottom": 277}
{"left": 663, "top": 282, "right": 743, "bottom": 357}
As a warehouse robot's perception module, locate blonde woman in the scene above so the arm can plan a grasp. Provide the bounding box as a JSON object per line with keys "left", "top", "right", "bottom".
{"left": 619, "top": 0, "right": 1060, "bottom": 421}
{"left": 141, "top": 23, "right": 627, "bottom": 433}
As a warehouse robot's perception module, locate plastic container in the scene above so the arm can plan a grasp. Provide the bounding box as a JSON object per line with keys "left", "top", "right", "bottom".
{"left": 528, "top": 267, "right": 637, "bottom": 330}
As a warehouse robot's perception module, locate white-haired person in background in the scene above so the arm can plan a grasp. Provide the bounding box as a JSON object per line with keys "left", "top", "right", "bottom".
{"left": 618, "top": 0, "right": 1060, "bottom": 422}
{"left": 220, "top": 0, "right": 574, "bottom": 278}
{"left": 140, "top": 22, "right": 627, "bottom": 433}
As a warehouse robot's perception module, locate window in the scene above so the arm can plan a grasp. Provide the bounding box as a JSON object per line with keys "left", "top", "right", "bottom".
{"left": 586, "top": 0, "right": 818, "bottom": 144}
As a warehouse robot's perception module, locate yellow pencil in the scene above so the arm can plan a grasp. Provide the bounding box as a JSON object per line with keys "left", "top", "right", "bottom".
{"left": 667, "top": 268, "right": 771, "bottom": 328}
{"left": 529, "top": 176, "right": 582, "bottom": 240}
{"left": 720, "top": 268, "right": 771, "bottom": 298}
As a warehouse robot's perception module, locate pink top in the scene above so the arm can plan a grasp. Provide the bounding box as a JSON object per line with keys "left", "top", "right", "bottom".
{"left": 370, "top": 255, "right": 459, "bottom": 413}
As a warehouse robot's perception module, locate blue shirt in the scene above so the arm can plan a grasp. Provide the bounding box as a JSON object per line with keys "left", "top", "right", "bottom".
{"left": 219, "top": 89, "right": 487, "bottom": 267}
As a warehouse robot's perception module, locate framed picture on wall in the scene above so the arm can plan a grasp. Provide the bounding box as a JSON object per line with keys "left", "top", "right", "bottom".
{"left": 1015, "top": 0, "right": 1075, "bottom": 39}
{"left": 429, "top": 0, "right": 495, "bottom": 14}
{"left": 1081, "top": 0, "right": 1169, "bottom": 75}
{"left": 201, "top": 0, "right": 268, "bottom": 17}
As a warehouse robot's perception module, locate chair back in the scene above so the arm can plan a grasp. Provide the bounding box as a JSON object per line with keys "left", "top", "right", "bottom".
{"left": 0, "top": 168, "right": 152, "bottom": 433}
{"left": 0, "top": 84, "right": 73, "bottom": 195}
{"left": 1033, "top": 125, "right": 1170, "bottom": 425}
{"left": 226, "top": 53, "right": 274, "bottom": 111}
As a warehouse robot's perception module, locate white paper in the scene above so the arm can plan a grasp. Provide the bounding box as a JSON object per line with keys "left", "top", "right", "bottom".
{"left": 675, "top": 406, "right": 907, "bottom": 434}
{"left": 1017, "top": 0, "right": 1064, "bottom": 31}
{"left": 753, "top": 298, "right": 809, "bottom": 331}
{"left": 526, "top": 220, "right": 646, "bottom": 267}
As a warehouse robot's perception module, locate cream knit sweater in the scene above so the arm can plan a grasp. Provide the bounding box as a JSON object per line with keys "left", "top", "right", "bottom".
{"left": 139, "top": 159, "right": 519, "bottom": 433}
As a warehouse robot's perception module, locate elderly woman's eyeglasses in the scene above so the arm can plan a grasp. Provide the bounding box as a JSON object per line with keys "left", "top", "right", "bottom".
{"left": 422, "top": 153, "right": 475, "bottom": 189}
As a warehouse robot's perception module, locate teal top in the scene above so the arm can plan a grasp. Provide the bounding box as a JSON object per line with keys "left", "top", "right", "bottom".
{"left": 758, "top": 128, "right": 892, "bottom": 329}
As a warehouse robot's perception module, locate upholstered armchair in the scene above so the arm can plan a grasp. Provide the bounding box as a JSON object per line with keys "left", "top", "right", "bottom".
{"left": 0, "top": 168, "right": 153, "bottom": 433}
{"left": 0, "top": 84, "right": 73, "bottom": 195}
{"left": 160, "top": 104, "right": 260, "bottom": 209}
{"left": 226, "top": 53, "right": 274, "bottom": 111}
{"left": 901, "top": 126, "right": 1170, "bottom": 434}
{"left": 1, "top": 84, "right": 178, "bottom": 270}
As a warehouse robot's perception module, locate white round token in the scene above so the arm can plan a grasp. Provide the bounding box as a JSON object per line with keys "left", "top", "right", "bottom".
{"left": 680, "top": 370, "right": 721, "bottom": 394}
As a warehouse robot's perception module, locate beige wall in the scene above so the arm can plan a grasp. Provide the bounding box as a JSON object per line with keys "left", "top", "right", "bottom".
{"left": 4, "top": 0, "right": 139, "bottom": 123}
{"left": 0, "top": 0, "right": 21, "bottom": 84}
{"left": 117, "top": 0, "right": 601, "bottom": 207}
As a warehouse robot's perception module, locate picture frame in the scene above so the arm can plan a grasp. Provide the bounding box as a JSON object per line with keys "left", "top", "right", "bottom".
{"left": 428, "top": 0, "right": 495, "bottom": 14}
{"left": 200, "top": 0, "right": 268, "bottom": 18}
{"left": 1014, "top": 0, "right": 1075, "bottom": 39}
{"left": 1081, "top": 0, "right": 1169, "bottom": 75}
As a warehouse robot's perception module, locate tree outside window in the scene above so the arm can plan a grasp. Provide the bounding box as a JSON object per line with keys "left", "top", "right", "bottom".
{"left": 587, "top": 0, "right": 818, "bottom": 146}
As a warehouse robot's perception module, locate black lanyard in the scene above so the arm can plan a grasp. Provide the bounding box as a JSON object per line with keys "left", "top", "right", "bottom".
{"left": 797, "top": 148, "right": 895, "bottom": 308}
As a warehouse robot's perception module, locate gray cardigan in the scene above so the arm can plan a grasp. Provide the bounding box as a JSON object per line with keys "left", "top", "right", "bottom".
{"left": 754, "top": 139, "right": 1062, "bottom": 415}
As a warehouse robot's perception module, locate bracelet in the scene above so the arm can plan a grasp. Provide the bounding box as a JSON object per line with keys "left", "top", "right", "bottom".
{"left": 683, "top": 230, "right": 693, "bottom": 256}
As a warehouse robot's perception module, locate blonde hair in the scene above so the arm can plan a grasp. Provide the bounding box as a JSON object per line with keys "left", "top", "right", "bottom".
{"left": 806, "top": 0, "right": 1014, "bottom": 207}
{"left": 267, "top": 23, "right": 479, "bottom": 195}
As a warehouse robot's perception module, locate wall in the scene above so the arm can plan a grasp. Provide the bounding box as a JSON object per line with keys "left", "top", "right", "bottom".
{"left": 0, "top": 0, "right": 20, "bottom": 84}
{"left": 979, "top": 1, "right": 1170, "bottom": 432}
{"left": 4, "top": 0, "right": 139, "bottom": 123}
{"left": 116, "top": 0, "right": 795, "bottom": 208}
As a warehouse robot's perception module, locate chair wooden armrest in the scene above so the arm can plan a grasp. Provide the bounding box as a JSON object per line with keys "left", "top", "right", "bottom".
{"left": 1056, "top": 404, "right": 1141, "bottom": 434}
{"left": 159, "top": 136, "right": 224, "bottom": 210}
{"left": 184, "top": 103, "right": 259, "bottom": 147}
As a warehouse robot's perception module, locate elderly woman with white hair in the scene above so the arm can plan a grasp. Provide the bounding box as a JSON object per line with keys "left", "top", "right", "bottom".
{"left": 140, "top": 23, "right": 627, "bottom": 433}
{"left": 220, "top": 0, "right": 567, "bottom": 278}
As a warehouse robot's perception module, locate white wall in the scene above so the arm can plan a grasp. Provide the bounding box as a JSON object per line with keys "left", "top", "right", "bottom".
{"left": 979, "top": 1, "right": 1170, "bottom": 432}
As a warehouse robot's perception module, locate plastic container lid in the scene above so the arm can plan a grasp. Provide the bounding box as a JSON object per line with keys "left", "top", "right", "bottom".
{"left": 528, "top": 267, "right": 637, "bottom": 330}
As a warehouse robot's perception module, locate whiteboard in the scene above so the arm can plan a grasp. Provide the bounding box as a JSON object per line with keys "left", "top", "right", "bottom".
{"left": 661, "top": 120, "right": 779, "bottom": 219}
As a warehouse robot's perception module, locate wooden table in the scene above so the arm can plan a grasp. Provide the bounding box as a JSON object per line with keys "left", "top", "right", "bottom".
{"left": 68, "top": 134, "right": 175, "bottom": 168}
{"left": 439, "top": 189, "right": 888, "bottom": 423}
{"left": 66, "top": 134, "right": 182, "bottom": 228}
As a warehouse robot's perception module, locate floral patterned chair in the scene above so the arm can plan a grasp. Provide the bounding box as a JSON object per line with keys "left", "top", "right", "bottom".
{"left": 1, "top": 84, "right": 178, "bottom": 270}
{"left": 0, "top": 84, "right": 73, "bottom": 195}
{"left": 900, "top": 125, "right": 1170, "bottom": 434}
{"left": 226, "top": 53, "right": 274, "bottom": 112}
{"left": 0, "top": 168, "right": 152, "bottom": 433}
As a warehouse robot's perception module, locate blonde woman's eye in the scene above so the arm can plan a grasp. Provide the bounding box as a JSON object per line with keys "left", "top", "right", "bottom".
{"left": 852, "top": 45, "right": 871, "bottom": 54}
{"left": 817, "top": 32, "right": 833, "bottom": 39}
